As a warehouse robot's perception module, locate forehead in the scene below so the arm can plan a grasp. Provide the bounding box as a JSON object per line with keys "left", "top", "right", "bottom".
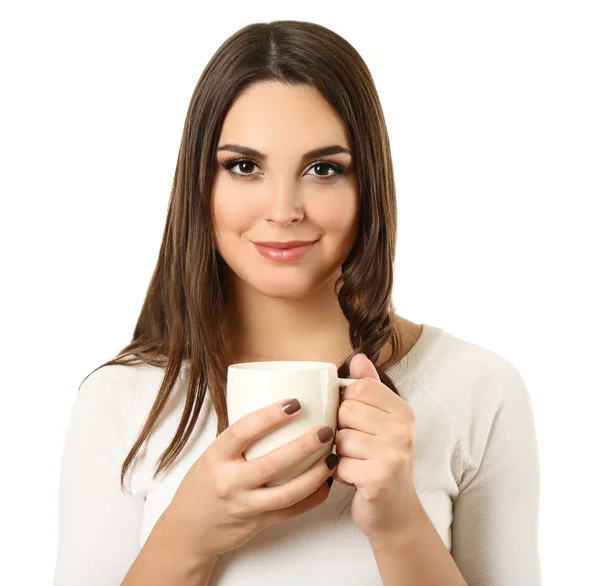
{"left": 219, "top": 82, "right": 351, "bottom": 152}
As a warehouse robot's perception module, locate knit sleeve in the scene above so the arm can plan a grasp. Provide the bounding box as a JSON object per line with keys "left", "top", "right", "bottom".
{"left": 450, "top": 363, "right": 542, "bottom": 585}
{"left": 52, "top": 366, "right": 145, "bottom": 586}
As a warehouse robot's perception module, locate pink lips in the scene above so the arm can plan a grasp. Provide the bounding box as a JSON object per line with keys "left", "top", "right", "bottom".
{"left": 253, "top": 241, "right": 316, "bottom": 262}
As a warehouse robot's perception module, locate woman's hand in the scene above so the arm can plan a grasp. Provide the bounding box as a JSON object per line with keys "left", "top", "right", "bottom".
{"left": 333, "top": 353, "right": 421, "bottom": 550}
{"left": 164, "top": 398, "right": 338, "bottom": 562}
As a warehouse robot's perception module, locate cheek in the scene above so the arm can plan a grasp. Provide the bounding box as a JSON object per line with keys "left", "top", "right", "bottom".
{"left": 312, "top": 189, "right": 358, "bottom": 235}
{"left": 212, "top": 188, "right": 261, "bottom": 235}
{"left": 309, "top": 190, "right": 359, "bottom": 266}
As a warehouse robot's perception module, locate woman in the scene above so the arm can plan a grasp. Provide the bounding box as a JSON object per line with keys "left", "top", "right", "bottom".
{"left": 53, "top": 20, "right": 541, "bottom": 586}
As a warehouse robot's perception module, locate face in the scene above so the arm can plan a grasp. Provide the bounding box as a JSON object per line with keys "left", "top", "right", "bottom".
{"left": 211, "top": 81, "right": 359, "bottom": 300}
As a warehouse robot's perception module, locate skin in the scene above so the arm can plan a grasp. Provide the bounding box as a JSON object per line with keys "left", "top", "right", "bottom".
{"left": 211, "top": 81, "right": 422, "bottom": 368}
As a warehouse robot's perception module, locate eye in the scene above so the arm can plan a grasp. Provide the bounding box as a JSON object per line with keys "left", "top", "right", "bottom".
{"left": 306, "top": 162, "right": 345, "bottom": 180}
{"left": 221, "top": 159, "right": 259, "bottom": 177}
{"left": 218, "top": 157, "right": 349, "bottom": 182}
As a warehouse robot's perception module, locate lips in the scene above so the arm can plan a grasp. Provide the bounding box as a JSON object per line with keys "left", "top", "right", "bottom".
{"left": 253, "top": 240, "right": 316, "bottom": 262}
{"left": 252, "top": 240, "right": 316, "bottom": 249}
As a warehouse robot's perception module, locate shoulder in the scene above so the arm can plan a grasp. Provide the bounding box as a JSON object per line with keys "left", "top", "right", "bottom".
{"left": 80, "top": 360, "right": 166, "bottom": 389}
{"left": 420, "top": 329, "right": 532, "bottom": 418}
{"left": 74, "top": 361, "right": 172, "bottom": 439}
{"left": 78, "top": 361, "right": 165, "bottom": 403}
{"left": 417, "top": 330, "right": 536, "bottom": 473}
{"left": 388, "top": 324, "right": 531, "bottom": 415}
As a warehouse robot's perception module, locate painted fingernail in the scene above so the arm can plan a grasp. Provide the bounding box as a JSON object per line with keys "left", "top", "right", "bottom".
{"left": 317, "top": 426, "right": 334, "bottom": 443}
{"left": 326, "top": 475, "right": 334, "bottom": 487}
{"left": 282, "top": 399, "right": 301, "bottom": 415}
{"left": 325, "top": 453, "right": 339, "bottom": 470}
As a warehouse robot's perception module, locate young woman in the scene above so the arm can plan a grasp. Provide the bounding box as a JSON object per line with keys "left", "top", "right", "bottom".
{"left": 53, "top": 20, "right": 541, "bottom": 586}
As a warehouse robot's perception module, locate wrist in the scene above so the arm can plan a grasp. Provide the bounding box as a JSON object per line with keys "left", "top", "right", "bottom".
{"left": 159, "top": 505, "right": 220, "bottom": 566}
{"left": 367, "top": 492, "right": 426, "bottom": 554}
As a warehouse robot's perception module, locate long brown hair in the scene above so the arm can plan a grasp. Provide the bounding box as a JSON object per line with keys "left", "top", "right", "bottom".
{"left": 80, "top": 20, "right": 407, "bottom": 493}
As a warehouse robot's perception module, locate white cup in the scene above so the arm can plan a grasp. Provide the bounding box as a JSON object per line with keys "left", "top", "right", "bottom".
{"left": 226, "top": 360, "right": 357, "bottom": 487}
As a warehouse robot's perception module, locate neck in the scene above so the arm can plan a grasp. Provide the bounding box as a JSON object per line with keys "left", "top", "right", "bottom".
{"left": 222, "top": 267, "right": 414, "bottom": 370}
{"left": 225, "top": 270, "right": 354, "bottom": 367}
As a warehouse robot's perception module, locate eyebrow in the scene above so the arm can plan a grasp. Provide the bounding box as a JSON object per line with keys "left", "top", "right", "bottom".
{"left": 217, "top": 143, "right": 352, "bottom": 161}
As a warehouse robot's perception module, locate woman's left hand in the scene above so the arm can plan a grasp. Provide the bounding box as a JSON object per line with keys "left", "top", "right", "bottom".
{"left": 333, "top": 353, "right": 421, "bottom": 549}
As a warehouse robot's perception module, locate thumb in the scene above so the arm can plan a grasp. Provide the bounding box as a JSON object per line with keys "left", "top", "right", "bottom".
{"left": 349, "top": 353, "right": 380, "bottom": 382}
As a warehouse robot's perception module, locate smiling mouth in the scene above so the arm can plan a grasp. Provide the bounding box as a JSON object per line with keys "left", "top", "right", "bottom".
{"left": 251, "top": 239, "right": 318, "bottom": 249}
{"left": 252, "top": 240, "right": 317, "bottom": 262}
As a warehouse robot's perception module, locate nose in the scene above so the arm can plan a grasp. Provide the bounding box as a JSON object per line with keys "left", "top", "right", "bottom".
{"left": 265, "top": 182, "right": 305, "bottom": 226}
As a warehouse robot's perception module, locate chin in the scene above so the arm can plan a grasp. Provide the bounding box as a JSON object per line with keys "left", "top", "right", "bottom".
{"left": 248, "top": 276, "right": 319, "bottom": 299}
{"left": 223, "top": 253, "right": 340, "bottom": 299}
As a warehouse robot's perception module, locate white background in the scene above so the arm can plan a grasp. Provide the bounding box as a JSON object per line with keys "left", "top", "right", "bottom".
{"left": 1, "top": 0, "right": 598, "bottom": 583}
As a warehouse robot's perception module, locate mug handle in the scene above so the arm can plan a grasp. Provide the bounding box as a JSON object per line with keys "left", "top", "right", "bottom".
{"left": 338, "top": 377, "right": 357, "bottom": 396}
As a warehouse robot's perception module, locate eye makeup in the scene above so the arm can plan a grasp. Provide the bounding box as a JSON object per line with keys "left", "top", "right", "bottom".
{"left": 218, "top": 156, "right": 350, "bottom": 182}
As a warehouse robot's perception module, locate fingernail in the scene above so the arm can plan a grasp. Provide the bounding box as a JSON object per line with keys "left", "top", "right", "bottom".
{"left": 326, "top": 475, "right": 334, "bottom": 488}
{"left": 317, "top": 426, "right": 334, "bottom": 443}
{"left": 282, "top": 399, "right": 301, "bottom": 415}
{"left": 325, "top": 453, "right": 339, "bottom": 470}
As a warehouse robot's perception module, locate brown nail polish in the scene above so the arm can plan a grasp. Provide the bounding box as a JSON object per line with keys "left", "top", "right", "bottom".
{"left": 282, "top": 399, "right": 301, "bottom": 415}
{"left": 281, "top": 399, "right": 300, "bottom": 415}
{"left": 317, "top": 426, "right": 334, "bottom": 443}
{"left": 325, "top": 453, "right": 339, "bottom": 470}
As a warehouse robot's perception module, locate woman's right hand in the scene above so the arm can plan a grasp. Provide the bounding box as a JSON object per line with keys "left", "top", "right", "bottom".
{"left": 163, "top": 397, "right": 339, "bottom": 562}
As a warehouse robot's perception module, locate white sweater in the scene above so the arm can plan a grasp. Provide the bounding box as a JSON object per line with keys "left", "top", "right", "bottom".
{"left": 52, "top": 323, "right": 541, "bottom": 585}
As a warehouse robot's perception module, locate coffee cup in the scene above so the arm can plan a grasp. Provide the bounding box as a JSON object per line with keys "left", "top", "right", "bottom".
{"left": 226, "top": 360, "right": 356, "bottom": 486}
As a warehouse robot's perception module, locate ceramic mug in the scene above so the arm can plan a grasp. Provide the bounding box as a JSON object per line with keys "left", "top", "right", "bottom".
{"left": 226, "top": 360, "right": 356, "bottom": 486}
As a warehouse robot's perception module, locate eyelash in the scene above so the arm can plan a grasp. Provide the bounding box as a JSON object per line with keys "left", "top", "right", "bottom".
{"left": 219, "top": 156, "right": 349, "bottom": 182}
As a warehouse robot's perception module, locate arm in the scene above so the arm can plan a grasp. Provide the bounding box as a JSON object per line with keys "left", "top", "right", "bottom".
{"left": 370, "top": 491, "right": 467, "bottom": 586}
{"left": 53, "top": 368, "right": 145, "bottom": 585}
{"left": 121, "top": 507, "right": 217, "bottom": 586}
{"left": 450, "top": 364, "right": 542, "bottom": 585}
{"left": 52, "top": 366, "right": 220, "bottom": 586}
{"left": 370, "top": 361, "right": 541, "bottom": 585}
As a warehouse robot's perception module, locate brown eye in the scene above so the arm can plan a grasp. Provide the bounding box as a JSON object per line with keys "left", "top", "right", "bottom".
{"left": 312, "top": 163, "right": 331, "bottom": 177}
{"left": 220, "top": 158, "right": 260, "bottom": 178}
{"left": 306, "top": 162, "right": 348, "bottom": 181}
{"left": 236, "top": 161, "right": 256, "bottom": 174}
{"left": 219, "top": 157, "right": 348, "bottom": 182}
